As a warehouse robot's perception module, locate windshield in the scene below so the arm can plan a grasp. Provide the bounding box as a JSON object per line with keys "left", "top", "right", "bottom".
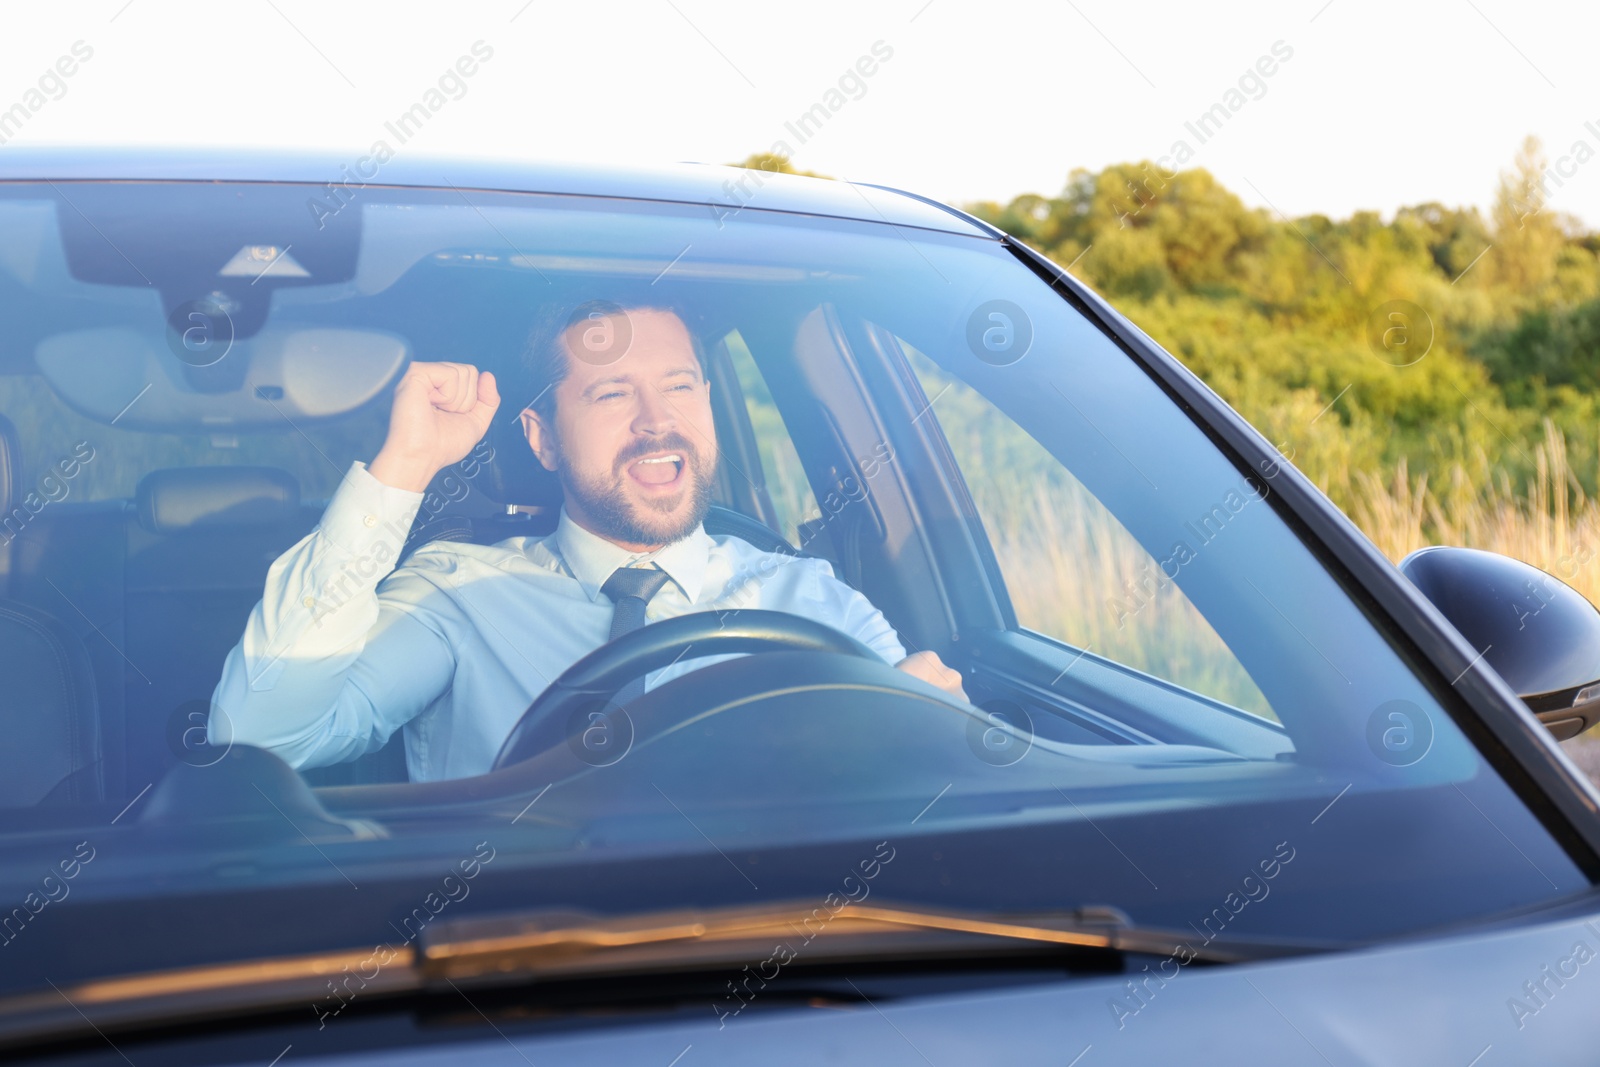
{"left": 0, "top": 180, "right": 1586, "bottom": 1005}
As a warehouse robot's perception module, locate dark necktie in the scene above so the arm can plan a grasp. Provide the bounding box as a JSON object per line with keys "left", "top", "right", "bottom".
{"left": 600, "top": 564, "right": 672, "bottom": 706}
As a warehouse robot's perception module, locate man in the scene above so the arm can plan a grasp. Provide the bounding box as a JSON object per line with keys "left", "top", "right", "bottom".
{"left": 212, "top": 300, "right": 965, "bottom": 781}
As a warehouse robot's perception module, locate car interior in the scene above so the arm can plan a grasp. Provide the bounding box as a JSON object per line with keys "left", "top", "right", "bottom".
{"left": 0, "top": 278, "right": 1297, "bottom": 817}
{"left": 0, "top": 304, "right": 871, "bottom": 803}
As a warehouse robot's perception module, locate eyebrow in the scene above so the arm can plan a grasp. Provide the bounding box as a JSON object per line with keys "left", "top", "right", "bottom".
{"left": 579, "top": 366, "right": 702, "bottom": 399}
{"left": 580, "top": 375, "right": 629, "bottom": 398}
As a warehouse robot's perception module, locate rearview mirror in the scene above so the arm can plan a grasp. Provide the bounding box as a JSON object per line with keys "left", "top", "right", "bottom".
{"left": 1400, "top": 546, "right": 1600, "bottom": 741}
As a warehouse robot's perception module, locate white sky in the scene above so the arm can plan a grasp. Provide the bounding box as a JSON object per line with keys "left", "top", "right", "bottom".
{"left": 2, "top": 0, "right": 1596, "bottom": 228}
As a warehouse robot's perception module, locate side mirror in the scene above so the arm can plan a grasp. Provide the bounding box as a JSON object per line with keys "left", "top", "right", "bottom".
{"left": 1400, "top": 546, "right": 1600, "bottom": 741}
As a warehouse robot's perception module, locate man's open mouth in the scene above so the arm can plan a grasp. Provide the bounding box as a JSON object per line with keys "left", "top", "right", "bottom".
{"left": 626, "top": 451, "right": 686, "bottom": 488}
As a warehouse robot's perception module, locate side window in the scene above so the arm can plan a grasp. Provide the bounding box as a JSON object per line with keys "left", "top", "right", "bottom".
{"left": 902, "top": 344, "right": 1275, "bottom": 720}
{"left": 723, "top": 330, "right": 819, "bottom": 546}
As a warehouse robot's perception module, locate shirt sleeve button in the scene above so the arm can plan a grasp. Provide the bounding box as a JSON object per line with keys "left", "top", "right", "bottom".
{"left": 363, "top": 515, "right": 378, "bottom": 527}
{"left": 303, "top": 596, "right": 316, "bottom": 608}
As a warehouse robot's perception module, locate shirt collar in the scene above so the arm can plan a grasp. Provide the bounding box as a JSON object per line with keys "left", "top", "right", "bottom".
{"left": 551, "top": 508, "right": 711, "bottom": 605}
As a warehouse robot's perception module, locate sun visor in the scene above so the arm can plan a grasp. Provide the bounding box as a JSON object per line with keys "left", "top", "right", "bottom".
{"left": 35, "top": 327, "right": 407, "bottom": 431}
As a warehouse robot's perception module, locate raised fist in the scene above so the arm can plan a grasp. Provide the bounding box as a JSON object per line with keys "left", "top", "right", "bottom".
{"left": 368, "top": 362, "right": 500, "bottom": 493}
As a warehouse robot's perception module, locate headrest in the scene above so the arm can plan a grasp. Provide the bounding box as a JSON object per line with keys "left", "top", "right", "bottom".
{"left": 0, "top": 414, "right": 19, "bottom": 517}
{"left": 136, "top": 467, "right": 301, "bottom": 533}
{"left": 485, "top": 415, "right": 563, "bottom": 508}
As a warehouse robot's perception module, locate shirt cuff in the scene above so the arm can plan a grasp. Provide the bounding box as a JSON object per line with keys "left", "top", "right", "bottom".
{"left": 318, "top": 461, "right": 425, "bottom": 558}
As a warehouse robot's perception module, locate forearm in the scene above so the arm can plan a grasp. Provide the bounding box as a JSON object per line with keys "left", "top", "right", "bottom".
{"left": 211, "top": 462, "right": 446, "bottom": 768}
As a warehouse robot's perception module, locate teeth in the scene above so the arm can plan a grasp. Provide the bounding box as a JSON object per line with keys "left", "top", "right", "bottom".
{"left": 637, "top": 454, "right": 682, "bottom": 465}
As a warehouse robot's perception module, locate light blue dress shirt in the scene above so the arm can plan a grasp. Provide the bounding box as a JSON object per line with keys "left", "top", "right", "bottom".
{"left": 212, "top": 462, "right": 907, "bottom": 781}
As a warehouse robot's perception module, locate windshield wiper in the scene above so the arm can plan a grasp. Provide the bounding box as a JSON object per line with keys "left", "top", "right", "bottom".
{"left": 0, "top": 900, "right": 1335, "bottom": 1052}
{"left": 417, "top": 899, "right": 1334, "bottom": 983}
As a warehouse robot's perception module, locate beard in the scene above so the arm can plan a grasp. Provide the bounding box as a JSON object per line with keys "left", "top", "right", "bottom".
{"left": 556, "top": 430, "right": 716, "bottom": 546}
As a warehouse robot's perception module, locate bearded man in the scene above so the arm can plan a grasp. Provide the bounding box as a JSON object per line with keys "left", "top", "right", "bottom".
{"left": 213, "top": 300, "right": 963, "bottom": 781}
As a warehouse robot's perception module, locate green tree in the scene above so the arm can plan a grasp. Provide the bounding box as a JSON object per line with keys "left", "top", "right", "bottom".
{"left": 1393, "top": 201, "right": 1493, "bottom": 281}
{"left": 952, "top": 138, "right": 1600, "bottom": 509}
{"left": 729, "top": 153, "right": 831, "bottom": 179}
{"left": 1487, "top": 136, "right": 1567, "bottom": 298}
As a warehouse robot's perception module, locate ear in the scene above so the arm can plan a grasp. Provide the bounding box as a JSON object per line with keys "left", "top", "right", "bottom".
{"left": 520, "top": 407, "right": 559, "bottom": 472}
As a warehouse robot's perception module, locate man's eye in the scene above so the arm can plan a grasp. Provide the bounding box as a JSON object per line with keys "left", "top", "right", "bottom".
{"left": 668, "top": 383, "right": 695, "bottom": 393}
{"left": 596, "top": 390, "right": 627, "bottom": 402}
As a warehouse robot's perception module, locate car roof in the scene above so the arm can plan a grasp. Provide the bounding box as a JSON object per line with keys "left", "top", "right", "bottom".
{"left": 0, "top": 146, "right": 998, "bottom": 239}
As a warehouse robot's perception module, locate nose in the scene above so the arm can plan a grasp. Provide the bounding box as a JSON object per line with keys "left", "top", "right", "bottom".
{"left": 631, "top": 383, "right": 679, "bottom": 436}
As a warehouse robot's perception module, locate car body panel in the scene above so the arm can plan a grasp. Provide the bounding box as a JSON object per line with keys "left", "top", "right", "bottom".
{"left": 0, "top": 147, "right": 991, "bottom": 238}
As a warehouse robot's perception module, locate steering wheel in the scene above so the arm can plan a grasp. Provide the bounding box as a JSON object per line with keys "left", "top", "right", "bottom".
{"left": 490, "top": 609, "right": 884, "bottom": 771}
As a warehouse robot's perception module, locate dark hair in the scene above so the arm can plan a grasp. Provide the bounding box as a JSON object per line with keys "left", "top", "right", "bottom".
{"left": 518, "top": 298, "right": 707, "bottom": 424}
